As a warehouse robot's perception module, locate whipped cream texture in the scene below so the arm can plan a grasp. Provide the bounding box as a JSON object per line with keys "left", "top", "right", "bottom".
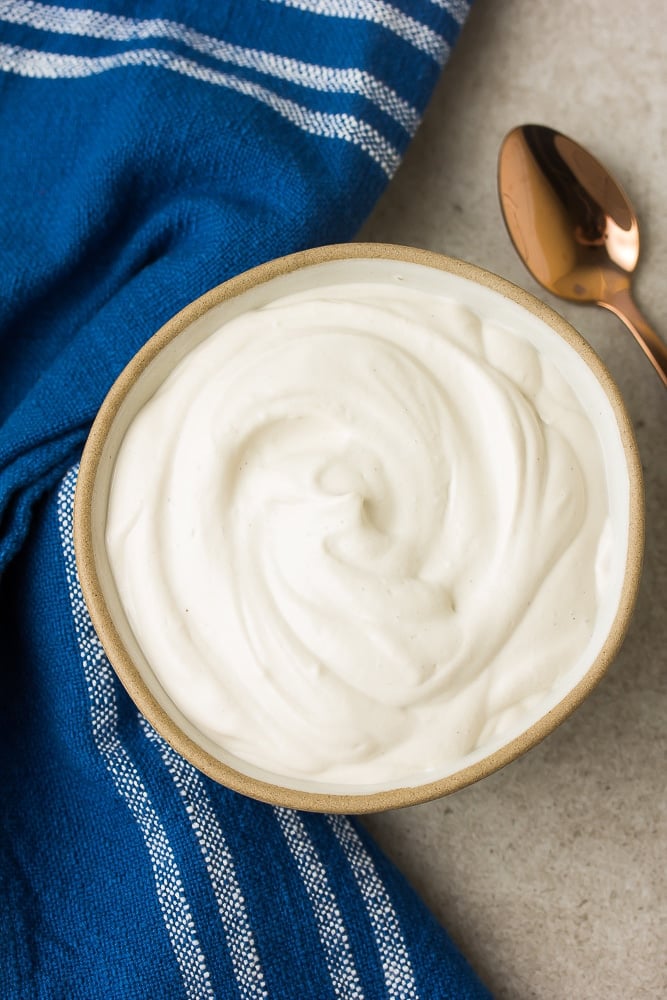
{"left": 106, "top": 279, "right": 612, "bottom": 786}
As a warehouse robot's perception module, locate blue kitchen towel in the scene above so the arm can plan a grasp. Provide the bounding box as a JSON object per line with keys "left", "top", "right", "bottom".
{"left": 0, "top": 2, "right": 493, "bottom": 998}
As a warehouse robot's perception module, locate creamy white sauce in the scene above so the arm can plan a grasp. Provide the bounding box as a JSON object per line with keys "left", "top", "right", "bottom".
{"left": 106, "top": 281, "right": 612, "bottom": 785}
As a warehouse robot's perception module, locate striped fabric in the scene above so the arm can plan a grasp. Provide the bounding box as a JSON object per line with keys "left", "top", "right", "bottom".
{"left": 0, "top": 0, "right": 461, "bottom": 179}
{"left": 0, "top": 2, "right": 491, "bottom": 997}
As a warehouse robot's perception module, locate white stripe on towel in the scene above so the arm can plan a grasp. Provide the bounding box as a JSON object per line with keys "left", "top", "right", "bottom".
{"left": 264, "top": 0, "right": 449, "bottom": 62}
{"left": 141, "top": 719, "right": 269, "bottom": 1000}
{"left": 427, "top": 0, "right": 469, "bottom": 27}
{"left": 0, "top": 0, "right": 419, "bottom": 132}
{"left": 0, "top": 43, "right": 401, "bottom": 175}
{"left": 273, "top": 807, "right": 365, "bottom": 999}
{"left": 57, "top": 466, "right": 215, "bottom": 1000}
{"left": 327, "top": 815, "right": 419, "bottom": 1000}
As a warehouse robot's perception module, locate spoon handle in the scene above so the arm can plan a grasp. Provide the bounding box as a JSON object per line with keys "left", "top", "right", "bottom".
{"left": 600, "top": 287, "right": 667, "bottom": 388}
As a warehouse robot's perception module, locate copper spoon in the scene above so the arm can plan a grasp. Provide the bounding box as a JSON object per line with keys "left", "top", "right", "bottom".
{"left": 498, "top": 123, "right": 667, "bottom": 387}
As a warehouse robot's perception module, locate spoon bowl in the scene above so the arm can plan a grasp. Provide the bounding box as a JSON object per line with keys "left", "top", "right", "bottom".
{"left": 498, "top": 124, "right": 667, "bottom": 385}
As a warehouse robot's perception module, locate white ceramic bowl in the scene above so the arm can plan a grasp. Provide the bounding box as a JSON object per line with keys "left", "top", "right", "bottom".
{"left": 74, "top": 244, "right": 643, "bottom": 813}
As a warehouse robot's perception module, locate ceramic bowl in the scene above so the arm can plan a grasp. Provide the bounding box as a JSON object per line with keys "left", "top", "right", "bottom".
{"left": 74, "top": 243, "right": 643, "bottom": 813}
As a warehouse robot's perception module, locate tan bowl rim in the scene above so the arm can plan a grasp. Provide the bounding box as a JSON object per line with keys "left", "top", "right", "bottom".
{"left": 74, "top": 242, "right": 645, "bottom": 814}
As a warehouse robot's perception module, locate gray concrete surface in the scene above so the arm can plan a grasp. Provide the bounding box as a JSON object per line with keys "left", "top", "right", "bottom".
{"left": 359, "top": 2, "right": 667, "bottom": 996}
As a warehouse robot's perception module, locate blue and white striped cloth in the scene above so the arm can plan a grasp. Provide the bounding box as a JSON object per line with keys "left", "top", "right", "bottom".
{"left": 0, "top": 3, "right": 492, "bottom": 997}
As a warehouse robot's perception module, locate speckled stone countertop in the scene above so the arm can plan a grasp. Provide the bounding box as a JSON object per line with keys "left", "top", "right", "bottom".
{"left": 359, "top": 2, "right": 666, "bottom": 996}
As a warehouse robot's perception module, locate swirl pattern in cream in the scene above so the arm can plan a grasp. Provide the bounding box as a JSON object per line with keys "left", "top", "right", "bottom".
{"left": 106, "top": 282, "right": 611, "bottom": 785}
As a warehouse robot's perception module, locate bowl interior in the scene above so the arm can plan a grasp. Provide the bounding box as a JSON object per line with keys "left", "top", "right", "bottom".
{"left": 75, "top": 245, "right": 643, "bottom": 812}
